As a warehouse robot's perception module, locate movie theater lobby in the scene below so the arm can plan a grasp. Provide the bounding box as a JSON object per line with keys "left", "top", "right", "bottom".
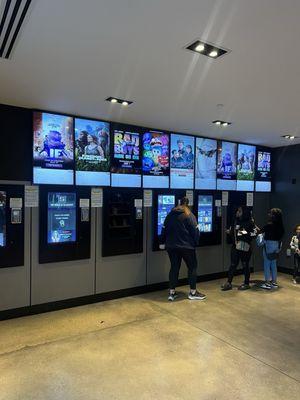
{"left": 0, "top": 1, "right": 299, "bottom": 399}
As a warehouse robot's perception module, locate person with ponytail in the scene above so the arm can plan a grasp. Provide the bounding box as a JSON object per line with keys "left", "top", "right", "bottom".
{"left": 160, "top": 197, "right": 206, "bottom": 301}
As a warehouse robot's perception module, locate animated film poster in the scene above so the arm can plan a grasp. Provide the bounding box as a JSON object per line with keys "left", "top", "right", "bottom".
{"left": 111, "top": 125, "right": 141, "bottom": 174}
{"left": 33, "top": 112, "right": 74, "bottom": 170}
{"left": 142, "top": 131, "right": 169, "bottom": 176}
{"left": 237, "top": 144, "right": 256, "bottom": 181}
{"left": 75, "top": 118, "right": 110, "bottom": 172}
{"left": 257, "top": 150, "right": 271, "bottom": 180}
{"left": 170, "top": 134, "right": 195, "bottom": 188}
{"left": 217, "top": 141, "right": 237, "bottom": 180}
{"left": 195, "top": 138, "right": 217, "bottom": 189}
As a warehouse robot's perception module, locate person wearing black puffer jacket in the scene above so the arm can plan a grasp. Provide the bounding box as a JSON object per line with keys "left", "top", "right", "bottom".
{"left": 160, "top": 197, "right": 206, "bottom": 302}
{"left": 221, "top": 206, "right": 257, "bottom": 291}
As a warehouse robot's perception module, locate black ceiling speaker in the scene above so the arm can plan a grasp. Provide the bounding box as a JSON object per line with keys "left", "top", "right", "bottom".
{"left": 0, "top": 0, "right": 32, "bottom": 59}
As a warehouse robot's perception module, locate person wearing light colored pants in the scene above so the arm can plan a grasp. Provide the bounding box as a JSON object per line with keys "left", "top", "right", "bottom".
{"left": 263, "top": 240, "right": 280, "bottom": 283}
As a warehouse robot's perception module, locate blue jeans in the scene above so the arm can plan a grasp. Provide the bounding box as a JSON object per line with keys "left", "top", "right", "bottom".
{"left": 263, "top": 240, "right": 279, "bottom": 282}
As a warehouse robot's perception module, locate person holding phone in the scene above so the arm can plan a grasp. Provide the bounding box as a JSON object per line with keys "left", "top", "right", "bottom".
{"left": 160, "top": 197, "right": 206, "bottom": 301}
{"left": 221, "top": 206, "right": 257, "bottom": 291}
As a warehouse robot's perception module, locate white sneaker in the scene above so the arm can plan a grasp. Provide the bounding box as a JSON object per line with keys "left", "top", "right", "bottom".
{"left": 261, "top": 282, "right": 272, "bottom": 290}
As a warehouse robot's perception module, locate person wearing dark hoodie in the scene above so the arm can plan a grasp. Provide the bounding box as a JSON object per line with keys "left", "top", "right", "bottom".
{"left": 221, "top": 206, "right": 257, "bottom": 291}
{"left": 160, "top": 197, "right": 206, "bottom": 301}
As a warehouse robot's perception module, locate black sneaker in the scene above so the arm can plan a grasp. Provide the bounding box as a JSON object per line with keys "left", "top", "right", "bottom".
{"left": 168, "top": 291, "right": 178, "bottom": 301}
{"left": 271, "top": 282, "right": 279, "bottom": 289}
{"left": 188, "top": 290, "right": 206, "bottom": 300}
{"left": 238, "top": 284, "right": 251, "bottom": 291}
{"left": 221, "top": 282, "right": 232, "bottom": 291}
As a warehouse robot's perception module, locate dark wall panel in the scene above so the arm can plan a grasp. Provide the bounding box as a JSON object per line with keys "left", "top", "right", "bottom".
{"left": 0, "top": 104, "right": 32, "bottom": 181}
{"left": 272, "top": 144, "right": 300, "bottom": 269}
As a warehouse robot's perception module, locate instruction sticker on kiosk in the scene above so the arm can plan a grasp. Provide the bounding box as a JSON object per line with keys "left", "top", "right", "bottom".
{"left": 222, "top": 192, "right": 229, "bottom": 206}
{"left": 25, "top": 186, "right": 39, "bottom": 207}
{"left": 186, "top": 190, "right": 194, "bottom": 206}
{"left": 134, "top": 199, "right": 143, "bottom": 219}
{"left": 91, "top": 188, "right": 103, "bottom": 208}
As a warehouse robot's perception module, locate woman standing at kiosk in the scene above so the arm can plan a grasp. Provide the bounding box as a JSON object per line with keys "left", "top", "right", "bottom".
{"left": 160, "top": 197, "right": 206, "bottom": 302}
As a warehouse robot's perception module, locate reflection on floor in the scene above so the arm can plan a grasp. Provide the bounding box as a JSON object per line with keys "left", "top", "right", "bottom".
{"left": 0, "top": 273, "right": 299, "bottom": 400}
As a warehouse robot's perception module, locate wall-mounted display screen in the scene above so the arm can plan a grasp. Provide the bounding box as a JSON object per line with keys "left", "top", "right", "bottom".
{"left": 47, "top": 192, "right": 76, "bottom": 244}
{"left": 256, "top": 151, "right": 271, "bottom": 180}
{"left": 157, "top": 195, "right": 175, "bottom": 235}
{"left": 195, "top": 138, "right": 217, "bottom": 189}
{"left": 75, "top": 118, "right": 110, "bottom": 186}
{"left": 111, "top": 125, "right": 141, "bottom": 187}
{"left": 33, "top": 112, "right": 74, "bottom": 185}
{"left": 170, "top": 134, "right": 194, "bottom": 189}
{"left": 236, "top": 144, "right": 256, "bottom": 191}
{"left": 198, "top": 195, "right": 213, "bottom": 233}
{"left": 217, "top": 141, "right": 237, "bottom": 190}
{"left": 0, "top": 191, "right": 6, "bottom": 247}
{"left": 142, "top": 131, "right": 169, "bottom": 188}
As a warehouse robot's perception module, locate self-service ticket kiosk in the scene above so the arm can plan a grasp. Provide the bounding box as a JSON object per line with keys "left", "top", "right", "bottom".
{"left": 0, "top": 183, "right": 30, "bottom": 312}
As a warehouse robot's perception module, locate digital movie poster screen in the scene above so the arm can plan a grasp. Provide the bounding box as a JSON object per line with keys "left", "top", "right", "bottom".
{"left": 236, "top": 144, "right": 256, "bottom": 191}
{"left": 111, "top": 124, "right": 142, "bottom": 187}
{"left": 217, "top": 141, "right": 237, "bottom": 190}
{"left": 0, "top": 191, "right": 6, "bottom": 247}
{"left": 195, "top": 138, "right": 217, "bottom": 190}
{"left": 198, "top": 195, "right": 213, "bottom": 233}
{"left": 170, "top": 134, "right": 195, "bottom": 189}
{"left": 157, "top": 195, "right": 175, "bottom": 235}
{"left": 47, "top": 192, "right": 76, "bottom": 244}
{"left": 255, "top": 150, "right": 271, "bottom": 192}
{"left": 33, "top": 112, "right": 74, "bottom": 185}
{"left": 142, "top": 130, "right": 169, "bottom": 188}
{"left": 75, "top": 118, "right": 110, "bottom": 186}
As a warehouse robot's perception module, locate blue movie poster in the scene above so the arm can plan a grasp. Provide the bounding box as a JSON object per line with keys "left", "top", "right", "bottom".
{"left": 170, "top": 134, "right": 194, "bottom": 189}
{"left": 33, "top": 112, "right": 74, "bottom": 184}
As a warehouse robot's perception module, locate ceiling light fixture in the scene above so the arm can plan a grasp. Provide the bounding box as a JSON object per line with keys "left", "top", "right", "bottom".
{"left": 106, "top": 97, "right": 133, "bottom": 106}
{"left": 281, "top": 135, "right": 298, "bottom": 140}
{"left": 185, "top": 39, "right": 230, "bottom": 59}
{"left": 213, "top": 120, "right": 231, "bottom": 126}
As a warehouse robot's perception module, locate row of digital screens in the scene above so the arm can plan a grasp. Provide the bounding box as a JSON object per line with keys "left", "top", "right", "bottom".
{"left": 157, "top": 194, "right": 213, "bottom": 235}
{"left": 33, "top": 112, "right": 271, "bottom": 192}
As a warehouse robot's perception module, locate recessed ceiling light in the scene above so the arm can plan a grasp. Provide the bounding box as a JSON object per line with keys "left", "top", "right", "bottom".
{"left": 281, "top": 134, "right": 298, "bottom": 140}
{"left": 209, "top": 50, "right": 218, "bottom": 58}
{"left": 195, "top": 43, "right": 205, "bottom": 52}
{"left": 185, "top": 39, "right": 230, "bottom": 59}
{"left": 290, "top": 135, "right": 295, "bottom": 140}
{"left": 212, "top": 120, "right": 231, "bottom": 126}
{"left": 106, "top": 97, "right": 133, "bottom": 106}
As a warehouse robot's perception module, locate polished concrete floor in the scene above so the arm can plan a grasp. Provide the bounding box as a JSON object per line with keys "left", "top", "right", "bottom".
{"left": 0, "top": 272, "right": 299, "bottom": 400}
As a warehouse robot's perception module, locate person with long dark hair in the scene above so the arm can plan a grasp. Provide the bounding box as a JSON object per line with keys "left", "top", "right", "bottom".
{"left": 160, "top": 197, "right": 206, "bottom": 301}
{"left": 260, "top": 208, "right": 284, "bottom": 290}
{"left": 221, "top": 206, "right": 257, "bottom": 291}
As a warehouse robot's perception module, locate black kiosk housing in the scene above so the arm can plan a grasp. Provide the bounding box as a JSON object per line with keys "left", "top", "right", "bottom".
{"left": 39, "top": 185, "right": 91, "bottom": 264}
{"left": 152, "top": 189, "right": 186, "bottom": 251}
{"left": 195, "top": 190, "right": 222, "bottom": 247}
{"left": 102, "top": 188, "right": 143, "bottom": 257}
{"left": 0, "top": 184, "right": 25, "bottom": 268}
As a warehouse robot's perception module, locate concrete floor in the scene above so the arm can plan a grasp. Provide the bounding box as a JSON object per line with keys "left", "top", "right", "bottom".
{"left": 0, "top": 272, "right": 299, "bottom": 400}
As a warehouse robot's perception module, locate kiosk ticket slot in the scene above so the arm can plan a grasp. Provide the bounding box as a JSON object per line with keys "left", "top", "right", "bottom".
{"left": 39, "top": 186, "right": 91, "bottom": 263}
{"left": 196, "top": 192, "right": 222, "bottom": 246}
{"left": 0, "top": 185, "right": 25, "bottom": 268}
{"left": 102, "top": 188, "right": 143, "bottom": 257}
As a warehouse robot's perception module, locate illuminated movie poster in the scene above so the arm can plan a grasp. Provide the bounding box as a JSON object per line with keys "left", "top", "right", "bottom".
{"left": 237, "top": 144, "right": 256, "bottom": 181}
{"left": 170, "top": 134, "right": 194, "bottom": 189}
{"left": 195, "top": 138, "right": 217, "bottom": 189}
{"left": 217, "top": 141, "right": 237, "bottom": 190}
{"left": 75, "top": 118, "right": 110, "bottom": 186}
{"left": 33, "top": 112, "right": 74, "bottom": 184}
{"left": 256, "top": 150, "right": 271, "bottom": 180}
{"left": 0, "top": 191, "right": 6, "bottom": 247}
{"left": 111, "top": 124, "right": 141, "bottom": 187}
{"left": 142, "top": 131, "right": 169, "bottom": 188}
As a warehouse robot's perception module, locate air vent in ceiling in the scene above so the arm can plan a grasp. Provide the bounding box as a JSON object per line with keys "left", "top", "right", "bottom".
{"left": 0, "top": 0, "right": 32, "bottom": 59}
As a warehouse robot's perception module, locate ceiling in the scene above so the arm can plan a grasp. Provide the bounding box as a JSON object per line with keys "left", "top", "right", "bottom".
{"left": 0, "top": 0, "right": 300, "bottom": 147}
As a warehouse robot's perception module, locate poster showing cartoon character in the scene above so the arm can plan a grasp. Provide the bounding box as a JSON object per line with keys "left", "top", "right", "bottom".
{"left": 217, "top": 141, "right": 237, "bottom": 180}
{"left": 111, "top": 124, "right": 141, "bottom": 174}
{"left": 195, "top": 138, "right": 217, "bottom": 189}
{"left": 142, "top": 131, "right": 169, "bottom": 176}
{"left": 170, "top": 134, "right": 194, "bottom": 189}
